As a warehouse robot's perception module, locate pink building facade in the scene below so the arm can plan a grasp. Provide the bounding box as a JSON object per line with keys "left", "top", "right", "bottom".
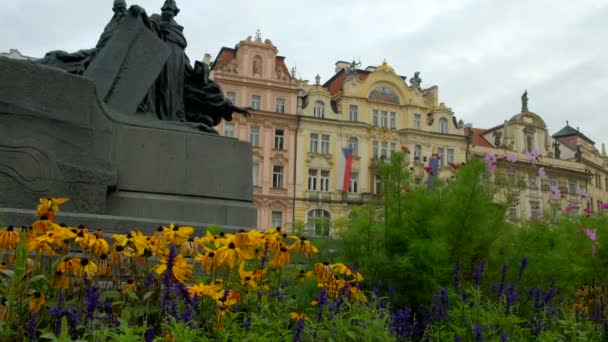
{"left": 211, "top": 34, "right": 299, "bottom": 230}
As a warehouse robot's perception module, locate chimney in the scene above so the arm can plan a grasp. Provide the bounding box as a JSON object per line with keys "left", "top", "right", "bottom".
{"left": 334, "top": 61, "right": 350, "bottom": 73}
{"left": 203, "top": 53, "right": 212, "bottom": 65}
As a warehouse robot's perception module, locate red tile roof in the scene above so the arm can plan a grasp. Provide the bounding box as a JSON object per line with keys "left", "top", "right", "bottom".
{"left": 465, "top": 127, "right": 493, "bottom": 148}
{"left": 324, "top": 69, "right": 370, "bottom": 96}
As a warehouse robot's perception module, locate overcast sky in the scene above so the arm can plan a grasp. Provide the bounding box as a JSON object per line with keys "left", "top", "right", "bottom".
{"left": 2, "top": 0, "right": 607, "bottom": 145}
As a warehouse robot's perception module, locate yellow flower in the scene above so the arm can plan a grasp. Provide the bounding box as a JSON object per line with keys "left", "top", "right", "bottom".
{"left": 239, "top": 264, "right": 258, "bottom": 288}
{"left": 180, "top": 238, "right": 198, "bottom": 257}
{"left": 32, "top": 218, "right": 52, "bottom": 235}
{"left": 314, "top": 262, "right": 333, "bottom": 283}
{"left": 297, "top": 269, "right": 315, "bottom": 281}
{"left": 57, "top": 257, "right": 79, "bottom": 274}
{"left": 164, "top": 224, "right": 194, "bottom": 246}
{"left": 188, "top": 283, "right": 223, "bottom": 300}
{"left": 27, "top": 239, "right": 53, "bottom": 255}
{"left": 127, "top": 230, "right": 151, "bottom": 256}
{"left": 272, "top": 246, "right": 291, "bottom": 268}
{"left": 194, "top": 248, "right": 218, "bottom": 273}
{"left": 216, "top": 240, "right": 251, "bottom": 269}
{"left": 36, "top": 197, "right": 69, "bottom": 221}
{"left": 289, "top": 236, "right": 319, "bottom": 258}
{"left": 0, "top": 226, "right": 21, "bottom": 250}
{"left": 109, "top": 244, "right": 134, "bottom": 264}
{"left": 234, "top": 230, "right": 250, "bottom": 248}
{"left": 97, "top": 254, "right": 111, "bottom": 276}
{"left": 51, "top": 270, "right": 69, "bottom": 290}
{"left": 0, "top": 262, "right": 7, "bottom": 270}
{"left": 154, "top": 253, "right": 192, "bottom": 283}
{"left": 332, "top": 263, "right": 364, "bottom": 282}
{"left": 29, "top": 292, "right": 45, "bottom": 313}
{"left": 90, "top": 235, "right": 110, "bottom": 257}
{"left": 76, "top": 257, "right": 98, "bottom": 278}
{"left": 123, "top": 279, "right": 137, "bottom": 292}
{"left": 289, "top": 312, "right": 309, "bottom": 321}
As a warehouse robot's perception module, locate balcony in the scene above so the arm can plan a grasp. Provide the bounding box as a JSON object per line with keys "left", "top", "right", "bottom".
{"left": 306, "top": 191, "right": 332, "bottom": 201}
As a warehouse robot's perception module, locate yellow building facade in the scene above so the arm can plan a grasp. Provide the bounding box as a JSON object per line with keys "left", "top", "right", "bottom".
{"left": 295, "top": 61, "right": 467, "bottom": 235}
{"left": 468, "top": 93, "right": 608, "bottom": 220}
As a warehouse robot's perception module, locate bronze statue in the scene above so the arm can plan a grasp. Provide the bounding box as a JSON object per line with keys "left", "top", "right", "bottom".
{"left": 410, "top": 71, "right": 422, "bottom": 89}
{"left": 521, "top": 90, "right": 529, "bottom": 112}
{"left": 35, "top": 0, "right": 250, "bottom": 133}
{"left": 575, "top": 145, "right": 583, "bottom": 162}
{"left": 552, "top": 141, "right": 561, "bottom": 159}
{"left": 492, "top": 130, "right": 503, "bottom": 147}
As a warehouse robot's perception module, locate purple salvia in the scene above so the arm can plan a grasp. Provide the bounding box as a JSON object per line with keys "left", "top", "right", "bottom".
{"left": 518, "top": 258, "right": 528, "bottom": 281}
{"left": 85, "top": 283, "right": 101, "bottom": 322}
{"left": 500, "top": 331, "right": 508, "bottom": 341}
{"left": 505, "top": 283, "right": 517, "bottom": 311}
{"left": 243, "top": 315, "right": 252, "bottom": 331}
{"left": 454, "top": 260, "right": 461, "bottom": 290}
{"left": 473, "top": 260, "right": 486, "bottom": 287}
{"left": 473, "top": 324, "right": 484, "bottom": 341}
{"left": 390, "top": 307, "right": 413, "bottom": 338}
{"left": 26, "top": 312, "right": 38, "bottom": 341}
{"left": 498, "top": 263, "right": 507, "bottom": 298}
{"left": 145, "top": 324, "right": 155, "bottom": 342}
{"left": 293, "top": 318, "right": 306, "bottom": 342}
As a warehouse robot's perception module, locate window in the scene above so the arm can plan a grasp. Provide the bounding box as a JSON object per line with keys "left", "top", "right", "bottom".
{"left": 271, "top": 211, "right": 283, "bottom": 228}
{"left": 314, "top": 101, "right": 325, "bottom": 118}
{"left": 348, "top": 137, "right": 359, "bottom": 156}
{"left": 390, "top": 112, "right": 396, "bottom": 129}
{"left": 272, "top": 165, "right": 284, "bottom": 188}
{"left": 224, "top": 123, "right": 235, "bottom": 137}
{"left": 414, "top": 145, "right": 422, "bottom": 159}
{"left": 374, "top": 175, "right": 382, "bottom": 195}
{"left": 307, "top": 209, "right": 331, "bottom": 236}
{"left": 530, "top": 201, "right": 541, "bottom": 219}
{"left": 605, "top": 178, "right": 608, "bottom": 191}
{"left": 349, "top": 105, "right": 358, "bottom": 121}
{"left": 372, "top": 110, "right": 379, "bottom": 127}
{"left": 437, "top": 147, "right": 445, "bottom": 166}
{"left": 373, "top": 141, "right": 379, "bottom": 159}
{"left": 529, "top": 175, "right": 539, "bottom": 189}
{"left": 598, "top": 200, "right": 603, "bottom": 211}
{"left": 251, "top": 95, "right": 261, "bottom": 110}
{"left": 275, "top": 98, "right": 286, "bottom": 113}
{"left": 390, "top": 142, "right": 397, "bottom": 156}
{"left": 274, "top": 129, "right": 284, "bottom": 150}
{"left": 226, "top": 91, "right": 237, "bottom": 104}
{"left": 507, "top": 170, "right": 517, "bottom": 186}
{"left": 308, "top": 169, "right": 318, "bottom": 190}
{"left": 309, "top": 133, "right": 319, "bottom": 153}
{"left": 439, "top": 118, "right": 448, "bottom": 134}
{"left": 250, "top": 126, "right": 260, "bottom": 146}
{"left": 321, "top": 134, "right": 330, "bottom": 154}
{"left": 414, "top": 113, "right": 422, "bottom": 129}
{"left": 320, "top": 170, "right": 330, "bottom": 192}
{"left": 252, "top": 163, "right": 259, "bottom": 186}
{"left": 509, "top": 204, "right": 519, "bottom": 220}
{"left": 550, "top": 178, "right": 558, "bottom": 188}
{"left": 568, "top": 179, "right": 578, "bottom": 195}
{"left": 349, "top": 172, "right": 359, "bottom": 193}
{"left": 447, "top": 148, "right": 455, "bottom": 164}
{"left": 381, "top": 142, "right": 388, "bottom": 159}
{"left": 380, "top": 111, "right": 388, "bottom": 128}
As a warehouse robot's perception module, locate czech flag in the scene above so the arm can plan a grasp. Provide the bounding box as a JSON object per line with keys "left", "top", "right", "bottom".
{"left": 338, "top": 147, "right": 354, "bottom": 191}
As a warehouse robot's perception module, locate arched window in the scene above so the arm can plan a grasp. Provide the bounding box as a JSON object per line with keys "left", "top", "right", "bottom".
{"left": 307, "top": 209, "right": 331, "bottom": 236}
{"left": 348, "top": 137, "right": 359, "bottom": 156}
{"left": 313, "top": 101, "right": 325, "bottom": 118}
{"left": 439, "top": 118, "right": 448, "bottom": 134}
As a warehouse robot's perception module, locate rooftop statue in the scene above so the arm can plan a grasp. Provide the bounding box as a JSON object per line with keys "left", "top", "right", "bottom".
{"left": 35, "top": 0, "right": 249, "bottom": 133}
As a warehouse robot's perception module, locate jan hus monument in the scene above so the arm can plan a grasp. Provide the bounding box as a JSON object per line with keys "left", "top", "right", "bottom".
{"left": 0, "top": 0, "right": 257, "bottom": 231}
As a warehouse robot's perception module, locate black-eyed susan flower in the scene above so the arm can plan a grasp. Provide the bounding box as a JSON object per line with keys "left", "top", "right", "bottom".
{"left": 123, "top": 279, "right": 137, "bottom": 292}
{"left": 29, "top": 292, "right": 45, "bottom": 313}
{"left": 164, "top": 224, "right": 194, "bottom": 246}
{"left": 32, "top": 216, "right": 52, "bottom": 235}
{"left": 51, "top": 270, "right": 69, "bottom": 290}
{"left": 0, "top": 262, "right": 7, "bottom": 271}
{"left": 154, "top": 253, "right": 192, "bottom": 284}
{"left": 97, "top": 253, "right": 111, "bottom": 276}
{"left": 314, "top": 262, "right": 333, "bottom": 283}
{"left": 195, "top": 249, "right": 217, "bottom": 273}
{"left": 27, "top": 238, "right": 53, "bottom": 255}
{"left": 90, "top": 234, "right": 110, "bottom": 257}
{"left": 289, "top": 312, "right": 309, "bottom": 321}
{"left": 187, "top": 282, "right": 222, "bottom": 300}
{"left": 57, "top": 257, "right": 78, "bottom": 274}
{"left": 238, "top": 265, "right": 258, "bottom": 288}
{"left": 216, "top": 240, "right": 250, "bottom": 269}
{"left": 289, "top": 236, "right": 319, "bottom": 258}
{"left": 77, "top": 257, "right": 98, "bottom": 278}
{"left": 272, "top": 245, "right": 291, "bottom": 268}
{"left": 0, "top": 226, "right": 20, "bottom": 250}
{"left": 180, "top": 238, "right": 198, "bottom": 257}
{"left": 36, "top": 197, "right": 69, "bottom": 221}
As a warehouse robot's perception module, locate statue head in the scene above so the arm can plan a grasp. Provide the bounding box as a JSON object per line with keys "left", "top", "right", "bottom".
{"left": 113, "top": 0, "right": 127, "bottom": 13}
{"left": 161, "top": 0, "right": 180, "bottom": 19}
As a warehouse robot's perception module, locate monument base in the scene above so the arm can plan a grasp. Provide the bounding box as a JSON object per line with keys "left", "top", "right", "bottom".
{"left": 0, "top": 57, "right": 256, "bottom": 231}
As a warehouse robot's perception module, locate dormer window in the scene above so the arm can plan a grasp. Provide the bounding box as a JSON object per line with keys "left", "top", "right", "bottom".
{"left": 439, "top": 118, "right": 448, "bottom": 134}
{"left": 313, "top": 101, "right": 325, "bottom": 118}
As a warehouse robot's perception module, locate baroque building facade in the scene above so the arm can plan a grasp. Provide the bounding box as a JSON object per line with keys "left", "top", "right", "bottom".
{"left": 467, "top": 93, "right": 608, "bottom": 220}
{"left": 295, "top": 60, "right": 467, "bottom": 235}
{"left": 211, "top": 33, "right": 300, "bottom": 230}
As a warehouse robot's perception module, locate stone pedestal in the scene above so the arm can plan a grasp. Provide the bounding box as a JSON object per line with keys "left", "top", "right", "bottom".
{"left": 0, "top": 57, "right": 256, "bottom": 230}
